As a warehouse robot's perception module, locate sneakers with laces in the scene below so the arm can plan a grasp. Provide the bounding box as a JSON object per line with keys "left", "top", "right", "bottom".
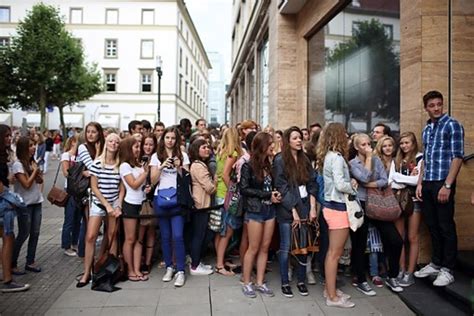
{"left": 397, "top": 270, "right": 405, "bottom": 280}
{"left": 242, "top": 283, "right": 257, "bottom": 298}
{"left": 323, "top": 288, "right": 351, "bottom": 300}
{"left": 399, "top": 272, "right": 415, "bottom": 287}
{"left": 414, "top": 263, "right": 440, "bottom": 278}
{"left": 190, "top": 263, "right": 214, "bottom": 276}
{"left": 255, "top": 283, "right": 274, "bottom": 297}
{"left": 433, "top": 269, "right": 454, "bottom": 287}
{"left": 297, "top": 283, "right": 309, "bottom": 296}
{"left": 281, "top": 285, "right": 294, "bottom": 298}
{"left": 64, "top": 249, "right": 77, "bottom": 257}
{"left": 307, "top": 271, "right": 316, "bottom": 285}
{"left": 385, "top": 278, "right": 403, "bottom": 293}
{"left": 162, "top": 267, "right": 175, "bottom": 282}
{"left": 1, "top": 281, "right": 30, "bottom": 293}
{"left": 326, "top": 296, "right": 355, "bottom": 308}
{"left": 371, "top": 276, "right": 384, "bottom": 288}
{"left": 355, "top": 282, "right": 376, "bottom": 296}
{"left": 174, "top": 271, "right": 185, "bottom": 287}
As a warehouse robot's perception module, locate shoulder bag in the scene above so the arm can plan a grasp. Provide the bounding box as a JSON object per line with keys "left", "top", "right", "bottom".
{"left": 291, "top": 220, "right": 319, "bottom": 257}
{"left": 345, "top": 192, "right": 364, "bottom": 231}
{"left": 47, "top": 162, "right": 68, "bottom": 207}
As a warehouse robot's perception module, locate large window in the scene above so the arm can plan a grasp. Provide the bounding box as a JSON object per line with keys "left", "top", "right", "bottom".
{"left": 0, "top": 7, "right": 10, "bottom": 22}
{"left": 0, "top": 37, "right": 10, "bottom": 48}
{"left": 141, "top": 9, "right": 154, "bottom": 25}
{"left": 140, "top": 39, "right": 154, "bottom": 59}
{"left": 140, "top": 71, "right": 152, "bottom": 92}
{"left": 70, "top": 8, "right": 83, "bottom": 24}
{"left": 259, "top": 39, "right": 269, "bottom": 126}
{"left": 308, "top": 2, "right": 400, "bottom": 134}
{"left": 105, "top": 39, "right": 118, "bottom": 58}
{"left": 104, "top": 70, "right": 117, "bottom": 92}
{"left": 106, "top": 9, "right": 118, "bottom": 24}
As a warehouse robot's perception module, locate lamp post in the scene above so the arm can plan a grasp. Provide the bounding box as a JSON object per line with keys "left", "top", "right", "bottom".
{"left": 156, "top": 55, "right": 163, "bottom": 122}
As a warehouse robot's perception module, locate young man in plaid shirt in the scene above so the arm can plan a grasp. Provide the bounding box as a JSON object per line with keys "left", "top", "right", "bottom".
{"left": 414, "top": 90, "right": 464, "bottom": 287}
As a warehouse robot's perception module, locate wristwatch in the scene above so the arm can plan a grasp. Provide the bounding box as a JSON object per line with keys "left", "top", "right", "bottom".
{"left": 444, "top": 182, "right": 452, "bottom": 189}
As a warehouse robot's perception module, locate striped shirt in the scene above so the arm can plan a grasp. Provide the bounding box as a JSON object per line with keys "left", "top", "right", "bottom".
{"left": 422, "top": 114, "right": 464, "bottom": 181}
{"left": 77, "top": 144, "right": 94, "bottom": 170}
{"left": 89, "top": 160, "right": 121, "bottom": 205}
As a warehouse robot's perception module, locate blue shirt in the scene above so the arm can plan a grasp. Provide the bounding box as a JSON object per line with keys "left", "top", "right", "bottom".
{"left": 422, "top": 113, "right": 464, "bottom": 181}
{"left": 349, "top": 156, "right": 388, "bottom": 202}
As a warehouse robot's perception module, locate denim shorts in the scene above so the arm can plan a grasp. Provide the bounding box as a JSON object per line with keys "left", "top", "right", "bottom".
{"left": 245, "top": 204, "right": 276, "bottom": 223}
{"left": 89, "top": 203, "right": 107, "bottom": 217}
{"left": 221, "top": 209, "right": 243, "bottom": 235}
{"left": 2, "top": 209, "right": 16, "bottom": 236}
{"left": 414, "top": 201, "right": 421, "bottom": 213}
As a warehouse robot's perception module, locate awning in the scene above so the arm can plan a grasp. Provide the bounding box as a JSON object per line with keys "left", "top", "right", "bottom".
{"left": 97, "top": 113, "right": 120, "bottom": 128}
{"left": 0, "top": 113, "right": 12, "bottom": 125}
{"left": 135, "top": 114, "right": 156, "bottom": 123}
{"left": 63, "top": 114, "right": 84, "bottom": 127}
{"left": 25, "top": 113, "right": 41, "bottom": 127}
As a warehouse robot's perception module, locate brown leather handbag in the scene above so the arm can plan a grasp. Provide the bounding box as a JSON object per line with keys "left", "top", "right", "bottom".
{"left": 395, "top": 187, "right": 415, "bottom": 217}
{"left": 47, "top": 163, "right": 68, "bottom": 207}
{"left": 291, "top": 219, "right": 320, "bottom": 256}
{"left": 366, "top": 187, "right": 402, "bottom": 221}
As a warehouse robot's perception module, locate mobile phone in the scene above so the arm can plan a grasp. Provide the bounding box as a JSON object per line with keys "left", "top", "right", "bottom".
{"left": 166, "top": 157, "right": 174, "bottom": 168}
{"left": 141, "top": 156, "right": 149, "bottom": 163}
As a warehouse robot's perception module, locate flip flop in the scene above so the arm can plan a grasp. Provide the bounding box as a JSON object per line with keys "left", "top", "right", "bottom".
{"left": 138, "top": 274, "right": 149, "bottom": 281}
{"left": 128, "top": 275, "right": 140, "bottom": 282}
{"left": 215, "top": 266, "right": 235, "bottom": 276}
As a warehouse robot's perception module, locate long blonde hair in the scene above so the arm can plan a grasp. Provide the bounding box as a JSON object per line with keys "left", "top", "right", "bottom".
{"left": 374, "top": 135, "right": 396, "bottom": 170}
{"left": 395, "top": 132, "right": 419, "bottom": 172}
{"left": 96, "top": 133, "right": 121, "bottom": 171}
{"left": 316, "top": 123, "right": 348, "bottom": 171}
{"left": 217, "top": 127, "right": 242, "bottom": 159}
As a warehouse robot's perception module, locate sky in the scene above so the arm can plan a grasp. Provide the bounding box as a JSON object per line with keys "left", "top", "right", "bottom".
{"left": 184, "top": 0, "right": 232, "bottom": 82}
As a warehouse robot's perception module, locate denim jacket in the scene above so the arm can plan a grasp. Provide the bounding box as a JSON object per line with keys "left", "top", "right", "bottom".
{"left": 0, "top": 188, "right": 26, "bottom": 217}
{"left": 349, "top": 156, "right": 388, "bottom": 202}
{"left": 323, "top": 151, "right": 353, "bottom": 204}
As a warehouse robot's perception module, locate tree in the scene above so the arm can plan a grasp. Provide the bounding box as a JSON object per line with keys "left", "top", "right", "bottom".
{"left": 326, "top": 19, "right": 400, "bottom": 132}
{"left": 0, "top": 3, "right": 103, "bottom": 131}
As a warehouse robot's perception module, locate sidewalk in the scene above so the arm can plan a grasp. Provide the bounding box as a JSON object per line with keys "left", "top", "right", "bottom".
{"left": 1, "top": 161, "right": 414, "bottom": 315}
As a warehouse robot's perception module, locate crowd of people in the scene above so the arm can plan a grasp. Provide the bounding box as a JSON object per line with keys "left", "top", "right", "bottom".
{"left": 0, "top": 90, "right": 469, "bottom": 309}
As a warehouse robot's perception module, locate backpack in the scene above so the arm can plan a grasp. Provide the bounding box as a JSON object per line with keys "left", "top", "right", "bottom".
{"left": 66, "top": 162, "right": 90, "bottom": 201}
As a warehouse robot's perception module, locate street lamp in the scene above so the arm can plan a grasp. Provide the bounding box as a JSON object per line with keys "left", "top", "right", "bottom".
{"left": 156, "top": 55, "right": 163, "bottom": 122}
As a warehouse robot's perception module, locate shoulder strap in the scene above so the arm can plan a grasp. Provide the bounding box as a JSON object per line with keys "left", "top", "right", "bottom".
{"left": 52, "top": 161, "right": 62, "bottom": 186}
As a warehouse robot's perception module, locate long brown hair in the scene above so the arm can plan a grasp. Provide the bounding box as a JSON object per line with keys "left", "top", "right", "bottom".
{"left": 316, "top": 123, "right": 349, "bottom": 171}
{"left": 250, "top": 132, "right": 273, "bottom": 182}
{"left": 16, "top": 136, "right": 35, "bottom": 176}
{"left": 84, "top": 122, "right": 105, "bottom": 159}
{"left": 119, "top": 136, "right": 140, "bottom": 167}
{"left": 395, "top": 132, "right": 419, "bottom": 172}
{"left": 157, "top": 127, "right": 183, "bottom": 164}
{"left": 281, "top": 126, "right": 310, "bottom": 185}
{"left": 0, "top": 125, "right": 12, "bottom": 164}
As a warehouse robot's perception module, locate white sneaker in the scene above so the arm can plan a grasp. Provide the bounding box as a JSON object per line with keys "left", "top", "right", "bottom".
{"left": 414, "top": 263, "right": 440, "bottom": 278}
{"left": 433, "top": 269, "right": 454, "bottom": 287}
{"left": 326, "top": 296, "right": 355, "bottom": 308}
{"left": 162, "top": 267, "right": 175, "bottom": 282}
{"left": 307, "top": 271, "right": 316, "bottom": 285}
{"left": 174, "top": 271, "right": 186, "bottom": 287}
{"left": 190, "top": 263, "right": 214, "bottom": 276}
{"left": 64, "top": 249, "right": 77, "bottom": 257}
{"left": 323, "top": 288, "right": 351, "bottom": 300}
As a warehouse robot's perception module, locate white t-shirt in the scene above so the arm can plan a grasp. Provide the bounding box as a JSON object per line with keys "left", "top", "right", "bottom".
{"left": 60, "top": 152, "right": 75, "bottom": 188}
{"left": 150, "top": 152, "right": 190, "bottom": 195}
{"left": 299, "top": 185, "right": 308, "bottom": 199}
{"left": 119, "top": 162, "right": 146, "bottom": 205}
{"left": 12, "top": 161, "right": 44, "bottom": 205}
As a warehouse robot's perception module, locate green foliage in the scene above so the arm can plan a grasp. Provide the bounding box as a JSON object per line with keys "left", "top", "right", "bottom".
{"left": 0, "top": 3, "right": 102, "bottom": 130}
{"left": 325, "top": 19, "right": 400, "bottom": 132}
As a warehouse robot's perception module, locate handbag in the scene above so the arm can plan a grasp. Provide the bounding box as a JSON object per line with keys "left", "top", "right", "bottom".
{"left": 290, "top": 220, "right": 319, "bottom": 256}
{"left": 140, "top": 200, "right": 155, "bottom": 226}
{"left": 92, "top": 218, "right": 126, "bottom": 292}
{"left": 156, "top": 187, "right": 178, "bottom": 209}
{"left": 366, "top": 187, "right": 402, "bottom": 221}
{"left": 395, "top": 187, "right": 415, "bottom": 217}
{"left": 224, "top": 181, "right": 242, "bottom": 217}
{"left": 345, "top": 192, "right": 364, "bottom": 231}
{"left": 208, "top": 208, "right": 222, "bottom": 232}
{"left": 47, "top": 162, "right": 68, "bottom": 207}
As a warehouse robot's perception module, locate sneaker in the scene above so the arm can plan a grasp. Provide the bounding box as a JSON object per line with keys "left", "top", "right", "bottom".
{"left": 64, "top": 249, "right": 77, "bottom": 257}
{"left": 355, "top": 282, "right": 376, "bottom": 296}
{"left": 414, "top": 263, "right": 440, "bottom": 278}
{"left": 307, "top": 271, "right": 316, "bottom": 285}
{"left": 297, "top": 283, "right": 309, "bottom": 296}
{"left": 397, "top": 270, "right": 405, "bottom": 280}
{"left": 371, "top": 276, "right": 384, "bottom": 288}
{"left": 174, "top": 271, "right": 185, "bottom": 287}
{"left": 326, "top": 296, "right": 355, "bottom": 308}
{"left": 399, "top": 272, "right": 415, "bottom": 287}
{"left": 190, "top": 263, "right": 213, "bottom": 276}
{"left": 255, "top": 283, "right": 274, "bottom": 297}
{"left": 385, "top": 278, "right": 403, "bottom": 293}
{"left": 281, "top": 285, "right": 294, "bottom": 298}
{"left": 433, "top": 268, "right": 454, "bottom": 287}
{"left": 242, "top": 283, "right": 257, "bottom": 298}
{"left": 323, "top": 288, "right": 351, "bottom": 300}
{"left": 1, "top": 281, "right": 30, "bottom": 293}
{"left": 162, "top": 267, "right": 175, "bottom": 282}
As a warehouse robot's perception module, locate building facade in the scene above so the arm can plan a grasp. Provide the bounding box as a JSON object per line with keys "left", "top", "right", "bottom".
{"left": 228, "top": 0, "right": 474, "bottom": 257}
{"left": 0, "top": 0, "right": 211, "bottom": 130}
{"left": 207, "top": 51, "right": 226, "bottom": 124}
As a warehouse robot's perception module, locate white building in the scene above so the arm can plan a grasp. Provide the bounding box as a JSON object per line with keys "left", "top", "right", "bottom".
{"left": 0, "top": 0, "right": 211, "bottom": 130}
{"left": 207, "top": 52, "right": 226, "bottom": 124}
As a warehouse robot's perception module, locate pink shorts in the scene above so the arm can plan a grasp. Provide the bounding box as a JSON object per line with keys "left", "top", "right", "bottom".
{"left": 323, "top": 207, "right": 350, "bottom": 230}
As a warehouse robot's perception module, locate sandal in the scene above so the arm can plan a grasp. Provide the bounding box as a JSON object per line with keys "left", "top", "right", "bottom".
{"left": 128, "top": 275, "right": 140, "bottom": 282}
{"left": 215, "top": 266, "right": 235, "bottom": 276}
{"left": 138, "top": 274, "right": 149, "bottom": 281}
{"left": 225, "top": 261, "right": 237, "bottom": 269}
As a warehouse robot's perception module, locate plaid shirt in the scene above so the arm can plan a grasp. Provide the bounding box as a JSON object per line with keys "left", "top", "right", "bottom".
{"left": 422, "top": 113, "right": 464, "bottom": 181}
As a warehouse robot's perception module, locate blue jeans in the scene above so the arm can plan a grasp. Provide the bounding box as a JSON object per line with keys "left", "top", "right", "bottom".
{"left": 158, "top": 213, "right": 186, "bottom": 272}
{"left": 279, "top": 222, "right": 306, "bottom": 285}
{"left": 61, "top": 196, "right": 81, "bottom": 249}
{"left": 190, "top": 211, "right": 209, "bottom": 268}
{"left": 12, "top": 203, "right": 42, "bottom": 267}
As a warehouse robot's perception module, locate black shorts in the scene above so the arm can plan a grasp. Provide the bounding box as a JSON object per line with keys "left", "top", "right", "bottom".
{"left": 122, "top": 201, "right": 142, "bottom": 217}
